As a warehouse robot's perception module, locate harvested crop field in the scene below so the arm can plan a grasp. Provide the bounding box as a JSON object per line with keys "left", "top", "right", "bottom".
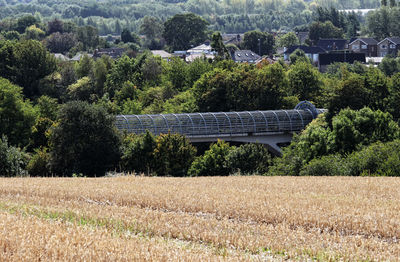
{"left": 0, "top": 176, "right": 399, "bottom": 261}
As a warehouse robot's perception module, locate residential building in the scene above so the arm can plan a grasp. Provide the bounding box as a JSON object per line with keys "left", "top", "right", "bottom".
{"left": 318, "top": 52, "right": 366, "bottom": 72}
{"left": 231, "top": 50, "right": 261, "bottom": 64}
{"left": 317, "top": 39, "right": 348, "bottom": 51}
{"left": 93, "top": 48, "right": 126, "bottom": 59}
{"left": 187, "top": 42, "right": 214, "bottom": 55}
{"left": 283, "top": 45, "right": 326, "bottom": 64}
{"left": 151, "top": 50, "right": 172, "bottom": 60}
{"left": 53, "top": 53, "right": 70, "bottom": 61}
{"left": 348, "top": 38, "right": 378, "bottom": 57}
{"left": 377, "top": 37, "right": 400, "bottom": 57}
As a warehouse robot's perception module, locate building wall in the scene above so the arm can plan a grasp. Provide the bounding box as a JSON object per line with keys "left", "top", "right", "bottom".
{"left": 350, "top": 40, "right": 377, "bottom": 57}
{"left": 378, "top": 39, "right": 399, "bottom": 57}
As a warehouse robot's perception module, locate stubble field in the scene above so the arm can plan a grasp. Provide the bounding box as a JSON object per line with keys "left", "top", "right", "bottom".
{"left": 0, "top": 176, "right": 399, "bottom": 261}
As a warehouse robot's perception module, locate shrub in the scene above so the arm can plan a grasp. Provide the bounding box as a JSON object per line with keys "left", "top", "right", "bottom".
{"left": 0, "top": 136, "right": 27, "bottom": 177}
{"left": 27, "top": 147, "right": 51, "bottom": 177}
{"left": 49, "top": 101, "right": 121, "bottom": 177}
{"left": 299, "top": 154, "right": 351, "bottom": 176}
{"left": 188, "top": 140, "right": 233, "bottom": 177}
{"left": 120, "top": 131, "right": 156, "bottom": 174}
{"left": 153, "top": 132, "right": 196, "bottom": 176}
{"left": 226, "top": 143, "right": 271, "bottom": 175}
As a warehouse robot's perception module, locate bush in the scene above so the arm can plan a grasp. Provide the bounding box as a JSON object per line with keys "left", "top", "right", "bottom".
{"left": 0, "top": 136, "right": 27, "bottom": 177}
{"left": 27, "top": 147, "right": 51, "bottom": 177}
{"left": 299, "top": 154, "right": 351, "bottom": 176}
{"left": 153, "top": 132, "right": 196, "bottom": 176}
{"left": 226, "top": 143, "right": 271, "bottom": 175}
{"left": 120, "top": 131, "right": 156, "bottom": 174}
{"left": 49, "top": 101, "right": 121, "bottom": 177}
{"left": 188, "top": 140, "right": 233, "bottom": 177}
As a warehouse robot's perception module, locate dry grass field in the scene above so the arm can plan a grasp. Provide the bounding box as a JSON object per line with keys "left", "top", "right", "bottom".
{"left": 0, "top": 176, "right": 399, "bottom": 261}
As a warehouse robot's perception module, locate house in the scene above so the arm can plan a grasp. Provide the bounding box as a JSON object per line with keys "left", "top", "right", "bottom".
{"left": 317, "top": 39, "right": 348, "bottom": 51}
{"left": 222, "top": 34, "right": 243, "bottom": 46}
{"left": 187, "top": 41, "right": 215, "bottom": 54}
{"left": 377, "top": 37, "right": 400, "bottom": 57}
{"left": 284, "top": 45, "right": 326, "bottom": 64}
{"left": 185, "top": 53, "right": 215, "bottom": 62}
{"left": 348, "top": 38, "right": 378, "bottom": 57}
{"left": 151, "top": 50, "right": 172, "bottom": 60}
{"left": 231, "top": 50, "right": 261, "bottom": 64}
{"left": 70, "top": 53, "right": 93, "bottom": 61}
{"left": 53, "top": 53, "right": 70, "bottom": 61}
{"left": 318, "top": 52, "right": 366, "bottom": 72}
{"left": 93, "top": 48, "right": 126, "bottom": 59}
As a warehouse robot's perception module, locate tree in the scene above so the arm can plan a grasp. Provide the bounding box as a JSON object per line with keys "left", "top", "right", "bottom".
{"left": 121, "top": 28, "right": 135, "bottom": 43}
{"left": 163, "top": 13, "right": 208, "bottom": 51}
{"left": 24, "top": 25, "right": 45, "bottom": 40}
{"left": 226, "top": 143, "right": 271, "bottom": 175}
{"left": 45, "top": 32, "right": 77, "bottom": 53}
{"left": 0, "top": 78, "right": 36, "bottom": 147}
{"left": 242, "top": 30, "right": 275, "bottom": 56}
{"left": 289, "top": 48, "right": 308, "bottom": 64}
{"left": 0, "top": 40, "right": 57, "bottom": 98}
{"left": 47, "top": 19, "right": 64, "bottom": 34}
{"left": 153, "top": 133, "right": 197, "bottom": 176}
{"left": 77, "top": 26, "right": 99, "bottom": 50}
{"left": 0, "top": 136, "right": 27, "bottom": 177}
{"left": 278, "top": 32, "right": 299, "bottom": 47}
{"left": 16, "top": 15, "right": 37, "bottom": 33}
{"left": 49, "top": 101, "right": 121, "bottom": 176}
{"left": 287, "top": 61, "right": 322, "bottom": 101}
{"left": 139, "top": 16, "right": 163, "bottom": 40}
{"left": 188, "top": 140, "right": 233, "bottom": 176}
{"left": 211, "top": 31, "right": 230, "bottom": 60}
{"left": 120, "top": 131, "right": 156, "bottom": 174}
{"left": 309, "top": 21, "right": 344, "bottom": 45}
{"left": 331, "top": 107, "right": 400, "bottom": 154}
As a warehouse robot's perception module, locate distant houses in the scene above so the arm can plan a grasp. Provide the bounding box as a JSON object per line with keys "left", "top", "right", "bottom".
{"left": 231, "top": 50, "right": 261, "bottom": 63}
{"left": 377, "top": 37, "right": 400, "bottom": 57}
{"left": 348, "top": 38, "right": 378, "bottom": 57}
{"left": 283, "top": 45, "right": 325, "bottom": 64}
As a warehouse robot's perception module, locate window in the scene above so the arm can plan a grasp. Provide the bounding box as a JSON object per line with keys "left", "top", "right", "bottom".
{"left": 381, "top": 44, "right": 387, "bottom": 49}
{"left": 361, "top": 45, "right": 367, "bottom": 49}
{"left": 390, "top": 44, "right": 396, "bottom": 49}
{"left": 352, "top": 45, "right": 359, "bottom": 50}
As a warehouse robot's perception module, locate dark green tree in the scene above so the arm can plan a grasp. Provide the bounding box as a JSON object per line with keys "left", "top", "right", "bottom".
{"left": 49, "top": 101, "right": 121, "bottom": 176}
{"left": 226, "top": 143, "right": 271, "bottom": 175}
{"left": 163, "top": 13, "right": 208, "bottom": 51}
{"left": 211, "top": 31, "right": 230, "bottom": 60}
{"left": 242, "top": 30, "right": 275, "bottom": 56}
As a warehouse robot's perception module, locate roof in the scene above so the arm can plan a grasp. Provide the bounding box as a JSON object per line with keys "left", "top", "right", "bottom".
{"left": 317, "top": 39, "right": 348, "bottom": 51}
{"left": 187, "top": 44, "right": 213, "bottom": 54}
{"left": 53, "top": 53, "right": 70, "bottom": 61}
{"left": 377, "top": 37, "right": 400, "bottom": 45}
{"left": 151, "top": 50, "right": 172, "bottom": 58}
{"left": 185, "top": 53, "right": 214, "bottom": 62}
{"left": 70, "top": 53, "right": 93, "bottom": 61}
{"left": 284, "top": 45, "right": 326, "bottom": 55}
{"left": 93, "top": 48, "right": 125, "bottom": 59}
{"left": 232, "top": 50, "right": 261, "bottom": 63}
{"left": 349, "top": 38, "right": 378, "bottom": 45}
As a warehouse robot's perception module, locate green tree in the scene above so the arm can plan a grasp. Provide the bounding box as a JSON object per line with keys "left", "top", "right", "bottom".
{"left": 139, "top": 16, "right": 163, "bottom": 40}
{"left": 226, "top": 143, "right": 271, "bottom": 175}
{"left": 188, "top": 140, "right": 233, "bottom": 176}
{"left": 211, "top": 31, "right": 230, "bottom": 60}
{"left": 16, "top": 15, "right": 37, "bottom": 33}
{"left": 121, "top": 28, "right": 137, "bottom": 43}
{"left": 49, "top": 101, "right": 121, "bottom": 176}
{"left": 0, "top": 136, "right": 27, "bottom": 177}
{"left": 309, "top": 21, "right": 344, "bottom": 44}
{"left": 24, "top": 25, "right": 45, "bottom": 40}
{"left": 120, "top": 131, "right": 156, "bottom": 174}
{"left": 163, "top": 13, "right": 208, "bottom": 51}
{"left": 278, "top": 32, "right": 299, "bottom": 47}
{"left": 0, "top": 78, "right": 36, "bottom": 147}
{"left": 153, "top": 132, "right": 196, "bottom": 176}
{"left": 242, "top": 30, "right": 275, "bottom": 56}
{"left": 288, "top": 61, "right": 322, "bottom": 101}
{"left": 331, "top": 107, "right": 400, "bottom": 154}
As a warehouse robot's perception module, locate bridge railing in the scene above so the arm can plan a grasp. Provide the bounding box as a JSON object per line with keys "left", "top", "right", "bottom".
{"left": 116, "top": 108, "right": 327, "bottom": 137}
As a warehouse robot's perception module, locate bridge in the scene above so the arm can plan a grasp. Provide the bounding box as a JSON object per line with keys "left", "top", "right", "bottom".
{"left": 115, "top": 102, "right": 327, "bottom": 155}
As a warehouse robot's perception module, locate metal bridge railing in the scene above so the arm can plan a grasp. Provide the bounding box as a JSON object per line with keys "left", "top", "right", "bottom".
{"left": 116, "top": 103, "right": 327, "bottom": 137}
